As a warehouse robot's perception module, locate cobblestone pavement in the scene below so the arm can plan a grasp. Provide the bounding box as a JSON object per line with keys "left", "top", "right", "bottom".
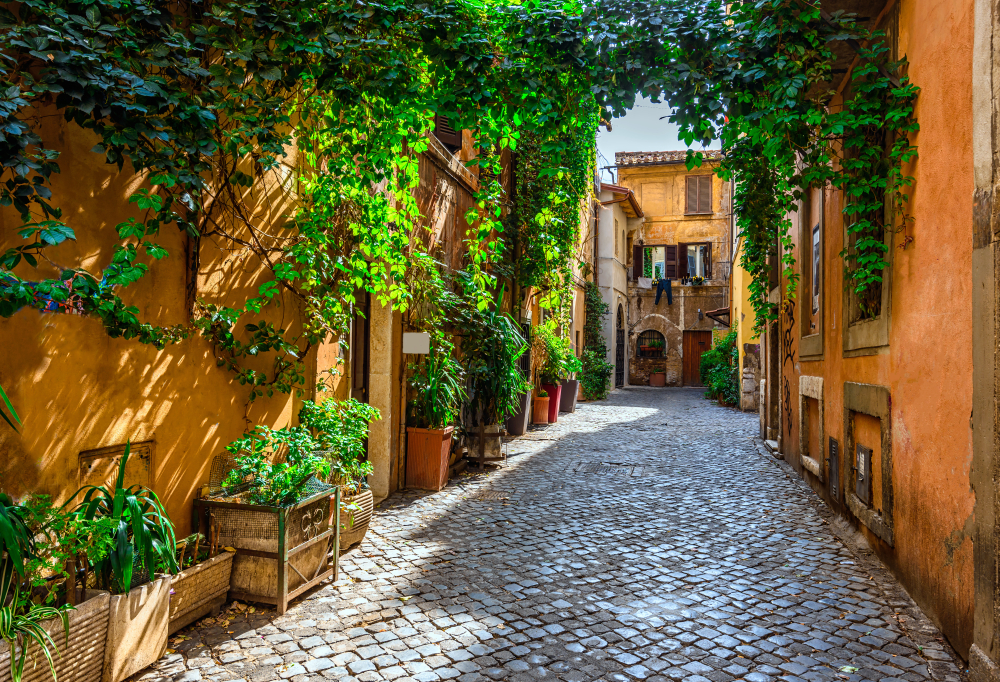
{"left": 147, "top": 388, "right": 965, "bottom": 682}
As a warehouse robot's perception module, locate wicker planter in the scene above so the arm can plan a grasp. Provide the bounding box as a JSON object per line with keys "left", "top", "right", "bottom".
{"left": 541, "top": 383, "right": 562, "bottom": 423}
{"left": 193, "top": 485, "right": 339, "bottom": 615}
{"left": 168, "top": 551, "right": 235, "bottom": 634}
{"left": 532, "top": 396, "right": 550, "bottom": 424}
{"left": 406, "top": 426, "right": 454, "bottom": 491}
{"left": 104, "top": 576, "right": 171, "bottom": 682}
{"left": 505, "top": 390, "right": 532, "bottom": 436}
{"left": 339, "top": 489, "right": 374, "bottom": 550}
{"left": 559, "top": 379, "right": 579, "bottom": 413}
{"left": 0, "top": 591, "right": 110, "bottom": 682}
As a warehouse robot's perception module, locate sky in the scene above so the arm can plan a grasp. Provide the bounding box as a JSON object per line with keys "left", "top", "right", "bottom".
{"left": 596, "top": 96, "right": 721, "bottom": 184}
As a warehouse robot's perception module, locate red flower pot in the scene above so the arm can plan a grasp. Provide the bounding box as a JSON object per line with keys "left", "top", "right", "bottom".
{"left": 541, "top": 383, "right": 562, "bottom": 423}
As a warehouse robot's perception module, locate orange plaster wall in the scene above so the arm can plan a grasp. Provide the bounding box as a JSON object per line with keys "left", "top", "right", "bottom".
{"left": 789, "top": 0, "right": 975, "bottom": 654}
{"left": 0, "top": 116, "right": 310, "bottom": 536}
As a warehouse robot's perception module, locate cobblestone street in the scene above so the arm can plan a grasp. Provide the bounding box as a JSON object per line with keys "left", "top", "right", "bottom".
{"left": 148, "top": 388, "right": 966, "bottom": 682}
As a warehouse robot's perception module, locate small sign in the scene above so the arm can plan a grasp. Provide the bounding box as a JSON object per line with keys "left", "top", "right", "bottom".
{"left": 402, "top": 332, "right": 430, "bottom": 354}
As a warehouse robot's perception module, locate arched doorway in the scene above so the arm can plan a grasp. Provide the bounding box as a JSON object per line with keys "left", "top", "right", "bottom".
{"left": 615, "top": 304, "right": 625, "bottom": 387}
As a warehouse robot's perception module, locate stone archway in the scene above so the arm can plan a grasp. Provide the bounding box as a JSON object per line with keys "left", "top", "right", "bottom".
{"left": 631, "top": 313, "right": 683, "bottom": 386}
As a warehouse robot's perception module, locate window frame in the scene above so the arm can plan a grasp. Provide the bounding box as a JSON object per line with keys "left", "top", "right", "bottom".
{"left": 799, "top": 187, "right": 824, "bottom": 359}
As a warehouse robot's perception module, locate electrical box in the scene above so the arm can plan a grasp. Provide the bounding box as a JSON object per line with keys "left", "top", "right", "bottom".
{"left": 828, "top": 437, "right": 839, "bottom": 501}
{"left": 855, "top": 443, "right": 873, "bottom": 505}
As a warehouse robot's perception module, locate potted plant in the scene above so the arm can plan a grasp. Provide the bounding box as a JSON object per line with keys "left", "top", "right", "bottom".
{"left": 66, "top": 444, "right": 179, "bottom": 682}
{"left": 406, "top": 348, "right": 465, "bottom": 491}
{"left": 650, "top": 368, "right": 666, "bottom": 387}
{"left": 457, "top": 289, "right": 530, "bottom": 451}
{"left": 560, "top": 354, "right": 582, "bottom": 414}
{"left": 167, "top": 534, "right": 234, "bottom": 635}
{"left": 194, "top": 419, "right": 338, "bottom": 615}
{"left": 691, "top": 275, "right": 705, "bottom": 286}
{"left": 532, "top": 388, "right": 550, "bottom": 425}
{"left": 302, "top": 399, "right": 380, "bottom": 549}
{"left": 535, "top": 323, "right": 568, "bottom": 423}
{"left": 0, "top": 493, "right": 116, "bottom": 682}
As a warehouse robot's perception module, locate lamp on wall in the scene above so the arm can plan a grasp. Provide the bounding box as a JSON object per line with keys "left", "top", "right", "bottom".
{"left": 698, "top": 308, "right": 704, "bottom": 320}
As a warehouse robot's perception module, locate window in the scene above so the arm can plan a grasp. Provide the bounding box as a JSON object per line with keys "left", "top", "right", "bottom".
{"left": 641, "top": 245, "right": 678, "bottom": 279}
{"left": 433, "top": 114, "right": 461, "bottom": 153}
{"left": 685, "top": 175, "right": 713, "bottom": 214}
{"left": 675, "top": 242, "right": 712, "bottom": 280}
{"left": 812, "top": 224, "right": 821, "bottom": 316}
{"left": 637, "top": 330, "right": 666, "bottom": 358}
{"left": 614, "top": 218, "right": 620, "bottom": 258}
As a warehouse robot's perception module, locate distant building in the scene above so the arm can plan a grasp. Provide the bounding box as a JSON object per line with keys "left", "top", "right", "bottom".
{"left": 613, "top": 151, "right": 732, "bottom": 387}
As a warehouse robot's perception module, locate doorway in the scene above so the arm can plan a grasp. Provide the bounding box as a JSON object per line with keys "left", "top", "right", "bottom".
{"left": 615, "top": 305, "right": 625, "bottom": 387}
{"left": 350, "top": 290, "right": 371, "bottom": 404}
{"left": 683, "top": 330, "right": 712, "bottom": 386}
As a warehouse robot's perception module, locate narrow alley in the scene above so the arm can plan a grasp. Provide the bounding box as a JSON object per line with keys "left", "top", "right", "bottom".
{"left": 146, "top": 390, "right": 966, "bottom": 682}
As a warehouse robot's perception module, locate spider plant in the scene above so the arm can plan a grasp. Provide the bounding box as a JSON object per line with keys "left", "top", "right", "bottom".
{"left": 68, "top": 442, "right": 178, "bottom": 593}
{"left": 0, "top": 381, "right": 20, "bottom": 431}
{"left": 0, "top": 581, "right": 70, "bottom": 682}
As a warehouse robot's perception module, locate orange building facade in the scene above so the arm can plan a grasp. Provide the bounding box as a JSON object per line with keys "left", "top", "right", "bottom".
{"left": 751, "top": 0, "right": 977, "bottom": 659}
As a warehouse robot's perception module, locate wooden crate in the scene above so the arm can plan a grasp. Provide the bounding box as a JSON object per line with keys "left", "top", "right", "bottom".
{"left": 192, "top": 487, "right": 339, "bottom": 615}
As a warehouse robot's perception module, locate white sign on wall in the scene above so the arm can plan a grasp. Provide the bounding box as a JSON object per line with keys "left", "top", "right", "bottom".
{"left": 402, "top": 332, "right": 431, "bottom": 354}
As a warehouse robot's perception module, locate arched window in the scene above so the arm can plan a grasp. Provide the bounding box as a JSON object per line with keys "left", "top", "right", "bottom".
{"left": 617, "top": 305, "right": 624, "bottom": 329}
{"left": 637, "top": 330, "right": 665, "bottom": 358}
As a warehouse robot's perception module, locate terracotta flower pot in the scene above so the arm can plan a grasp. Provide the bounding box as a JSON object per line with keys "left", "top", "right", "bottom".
{"left": 406, "top": 426, "right": 454, "bottom": 491}
{"left": 533, "top": 396, "right": 550, "bottom": 424}
{"left": 541, "top": 383, "right": 562, "bottom": 423}
{"left": 168, "top": 551, "right": 235, "bottom": 634}
{"left": 650, "top": 372, "right": 666, "bottom": 387}
{"left": 339, "top": 488, "right": 374, "bottom": 550}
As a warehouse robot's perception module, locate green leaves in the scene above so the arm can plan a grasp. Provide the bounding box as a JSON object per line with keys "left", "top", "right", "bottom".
{"left": 0, "top": 383, "right": 20, "bottom": 432}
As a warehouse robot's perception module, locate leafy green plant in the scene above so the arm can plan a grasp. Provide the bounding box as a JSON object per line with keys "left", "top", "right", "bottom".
{"left": 535, "top": 323, "right": 571, "bottom": 385}
{"left": 68, "top": 443, "right": 178, "bottom": 594}
{"left": 537, "top": 389, "right": 548, "bottom": 398}
{"left": 410, "top": 349, "right": 466, "bottom": 430}
{"left": 0, "top": 494, "right": 33, "bottom": 594}
{"left": 700, "top": 327, "right": 740, "bottom": 407}
{"left": 222, "top": 426, "right": 330, "bottom": 507}
{"left": 0, "top": 382, "right": 19, "bottom": 431}
{"left": 299, "top": 399, "right": 379, "bottom": 495}
{"left": 564, "top": 353, "right": 583, "bottom": 377}
{"left": 581, "top": 283, "right": 613, "bottom": 400}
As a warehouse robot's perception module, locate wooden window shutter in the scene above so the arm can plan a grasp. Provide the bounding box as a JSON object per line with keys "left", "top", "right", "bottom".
{"left": 685, "top": 177, "right": 697, "bottom": 214}
{"left": 699, "top": 176, "right": 712, "bottom": 213}
{"left": 632, "top": 245, "right": 643, "bottom": 280}
{"left": 704, "top": 243, "right": 712, "bottom": 279}
{"left": 666, "top": 245, "right": 679, "bottom": 279}
{"left": 434, "top": 114, "right": 462, "bottom": 148}
{"left": 677, "top": 243, "right": 688, "bottom": 279}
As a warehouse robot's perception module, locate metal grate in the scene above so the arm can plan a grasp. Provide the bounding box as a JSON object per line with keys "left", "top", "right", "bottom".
{"left": 571, "top": 461, "right": 644, "bottom": 477}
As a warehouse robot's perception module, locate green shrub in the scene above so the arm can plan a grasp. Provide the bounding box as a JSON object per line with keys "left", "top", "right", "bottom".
{"left": 581, "top": 282, "right": 613, "bottom": 400}
{"left": 700, "top": 326, "right": 740, "bottom": 406}
{"left": 581, "top": 348, "right": 613, "bottom": 400}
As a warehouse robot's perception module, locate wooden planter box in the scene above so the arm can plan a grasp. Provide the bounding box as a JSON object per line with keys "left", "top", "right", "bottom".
{"left": 104, "top": 576, "right": 171, "bottom": 682}
{"left": 339, "top": 489, "right": 373, "bottom": 550}
{"left": 168, "top": 551, "right": 235, "bottom": 634}
{"left": 532, "top": 396, "right": 550, "bottom": 424}
{"left": 193, "top": 486, "right": 339, "bottom": 615}
{"left": 406, "top": 426, "right": 454, "bottom": 491}
{"left": 0, "top": 592, "right": 110, "bottom": 682}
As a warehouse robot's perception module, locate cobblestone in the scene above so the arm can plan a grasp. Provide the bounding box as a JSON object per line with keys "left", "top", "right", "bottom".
{"left": 142, "top": 388, "right": 965, "bottom": 682}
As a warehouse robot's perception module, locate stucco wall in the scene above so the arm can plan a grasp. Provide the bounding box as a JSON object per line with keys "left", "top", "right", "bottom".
{"left": 767, "top": 0, "right": 976, "bottom": 655}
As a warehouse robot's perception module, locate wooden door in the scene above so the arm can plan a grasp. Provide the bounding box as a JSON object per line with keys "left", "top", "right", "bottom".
{"left": 683, "top": 330, "right": 712, "bottom": 386}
